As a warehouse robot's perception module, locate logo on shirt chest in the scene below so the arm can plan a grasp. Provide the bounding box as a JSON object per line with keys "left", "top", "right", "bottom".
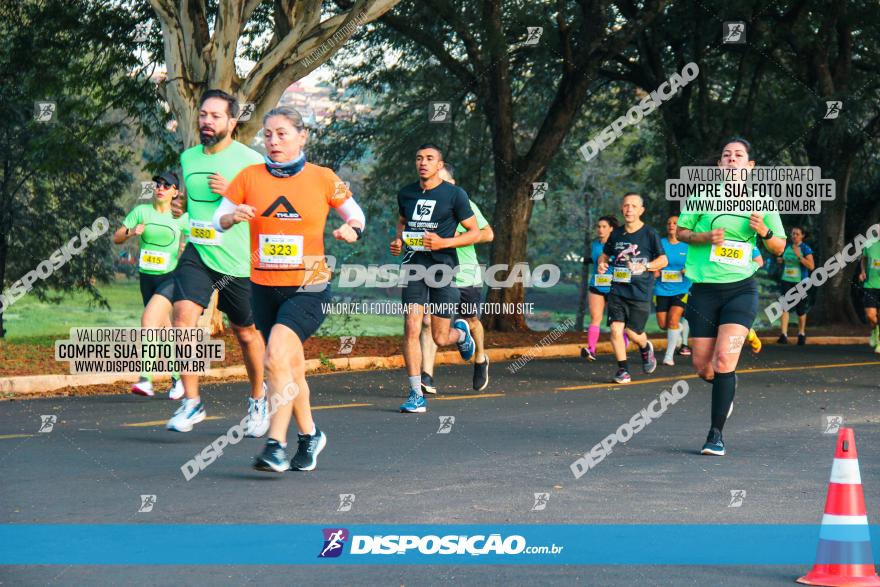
{"left": 262, "top": 196, "right": 301, "bottom": 220}
{"left": 412, "top": 199, "right": 436, "bottom": 221}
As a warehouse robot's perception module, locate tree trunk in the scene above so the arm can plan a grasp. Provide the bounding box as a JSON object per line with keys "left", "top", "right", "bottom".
{"left": 812, "top": 156, "right": 858, "bottom": 324}
{"left": 575, "top": 191, "right": 593, "bottom": 332}
{"left": 483, "top": 179, "right": 533, "bottom": 331}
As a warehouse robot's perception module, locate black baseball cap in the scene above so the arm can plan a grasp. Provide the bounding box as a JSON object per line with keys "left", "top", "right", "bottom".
{"left": 151, "top": 170, "right": 180, "bottom": 187}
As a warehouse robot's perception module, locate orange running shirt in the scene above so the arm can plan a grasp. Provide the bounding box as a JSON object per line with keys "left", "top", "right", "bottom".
{"left": 224, "top": 162, "right": 352, "bottom": 286}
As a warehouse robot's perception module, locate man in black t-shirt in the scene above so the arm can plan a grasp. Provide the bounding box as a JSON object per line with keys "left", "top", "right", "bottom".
{"left": 597, "top": 193, "right": 667, "bottom": 383}
{"left": 389, "top": 143, "right": 480, "bottom": 413}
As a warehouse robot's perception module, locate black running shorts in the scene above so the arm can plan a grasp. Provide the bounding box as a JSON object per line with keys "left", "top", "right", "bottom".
{"left": 654, "top": 293, "right": 688, "bottom": 313}
{"left": 139, "top": 272, "right": 175, "bottom": 306}
{"left": 455, "top": 285, "right": 482, "bottom": 318}
{"left": 606, "top": 294, "right": 650, "bottom": 334}
{"left": 685, "top": 277, "right": 758, "bottom": 338}
{"left": 251, "top": 282, "right": 331, "bottom": 343}
{"left": 863, "top": 288, "right": 880, "bottom": 309}
{"left": 778, "top": 281, "right": 810, "bottom": 316}
{"left": 401, "top": 278, "right": 461, "bottom": 318}
{"left": 172, "top": 243, "right": 254, "bottom": 327}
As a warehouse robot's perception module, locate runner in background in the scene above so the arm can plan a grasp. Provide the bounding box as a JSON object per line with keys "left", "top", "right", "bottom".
{"left": 113, "top": 171, "right": 189, "bottom": 397}
{"left": 596, "top": 193, "right": 667, "bottom": 383}
{"left": 419, "top": 165, "right": 494, "bottom": 393}
{"left": 775, "top": 226, "right": 815, "bottom": 345}
{"left": 676, "top": 137, "right": 786, "bottom": 456}
{"left": 652, "top": 214, "right": 691, "bottom": 366}
{"left": 580, "top": 216, "right": 619, "bottom": 362}
{"left": 216, "top": 106, "right": 365, "bottom": 472}
{"left": 859, "top": 237, "right": 880, "bottom": 353}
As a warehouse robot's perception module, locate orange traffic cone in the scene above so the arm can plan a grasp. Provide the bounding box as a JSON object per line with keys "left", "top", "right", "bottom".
{"left": 798, "top": 427, "right": 880, "bottom": 586}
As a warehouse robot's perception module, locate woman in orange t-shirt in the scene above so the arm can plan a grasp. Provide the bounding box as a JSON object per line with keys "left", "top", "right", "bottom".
{"left": 215, "top": 106, "right": 365, "bottom": 474}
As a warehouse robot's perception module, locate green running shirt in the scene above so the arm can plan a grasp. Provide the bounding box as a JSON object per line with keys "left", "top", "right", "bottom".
{"left": 454, "top": 201, "right": 490, "bottom": 287}
{"left": 123, "top": 205, "right": 189, "bottom": 275}
{"left": 180, "top": 141, "right": 264, "bottom": 277}
{"left": 865, "top": 240, "right": 880, "bottom": 289}
{"left": 677, "top": 209, "right": 786, "bottom": 284}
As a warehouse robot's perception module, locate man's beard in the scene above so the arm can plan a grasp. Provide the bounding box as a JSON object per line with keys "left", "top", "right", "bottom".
{"left": 200, "top": 127, "right": 228, "bottom": 146}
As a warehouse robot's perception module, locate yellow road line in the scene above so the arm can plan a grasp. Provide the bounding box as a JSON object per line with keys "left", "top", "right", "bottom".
{"left": 313, "top": 403, "right": 372, "bottom": 410}
{"left": 433, "top": 393, "right": 505, "bottom": 401}
{"left": 122, "top": 416, "right": 224, "bottom": 427}
{"left": 0, "top": 434, "right": 33, "bottom": 440}
{"left": 556, "top": 360, "right": 880, "bottom": 391}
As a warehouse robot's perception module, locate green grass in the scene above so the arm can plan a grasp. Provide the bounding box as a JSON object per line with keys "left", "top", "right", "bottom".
{"left": 2, "top": 278, "right": 681, "bottom": 345}
{"left": 3, "top": 279, "right": 144, "bottom": 344}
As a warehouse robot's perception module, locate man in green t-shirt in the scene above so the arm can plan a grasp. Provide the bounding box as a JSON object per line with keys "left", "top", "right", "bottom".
{"left": 859, "top": 238, "right": 880, "bottom": 352}
{"left": 166, "top": 89, "right": 267, "bottom": 435}
{"left": 419, "top": 165, "right": 494, "bottom": 392}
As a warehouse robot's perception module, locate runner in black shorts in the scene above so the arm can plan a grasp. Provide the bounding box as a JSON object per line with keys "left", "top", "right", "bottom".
{"left": 774, "top": 226, "right": 815, "bottom": 345}
{"left": 419, "top": 165, "right": 494, "bottom": 393}
{"left": 597, "top": 193, "right": 667, "bottom": 384}
{"left": 652, "top": 215, "right": 691, "bottom": 366}
{"left": 112, "top": 170, "right": 189, "bottom": 397}
{"left": 390, "top": 144, "right": 479, "bottom": 413}
{"left": 859, "top": 237, "right": 880, "bottom": 353}
{"left": 216, "top": 106, "right": 365, "bottom": 472}
{"left": 676, "top": 138, "right": 786, "bottom": 456}
{"left": 166, "top": 90, "right": 268, "bottom": 435}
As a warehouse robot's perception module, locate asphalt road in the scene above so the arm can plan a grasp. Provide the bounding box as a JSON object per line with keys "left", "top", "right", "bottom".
{"left": 2, "top": 343, "right": 879, "bottom": 586}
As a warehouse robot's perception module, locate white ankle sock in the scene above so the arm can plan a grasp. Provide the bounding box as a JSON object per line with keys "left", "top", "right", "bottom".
{"left": 665, "top": 328, "right": 681, "bottom": 361}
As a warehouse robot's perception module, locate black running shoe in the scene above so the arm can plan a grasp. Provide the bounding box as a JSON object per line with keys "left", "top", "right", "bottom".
{"left": 253, "top": 439, "right": 289, "bottom": 473}
{"left": 677, "top": 345, "right": 692, "bottom": 356}
{"left": 777, "top": 334, "right": 788, "bottom": 344}
{"left": 473, "top": 357, "right": 489, "bottom": 391}
{"left": 797, "top": 333, "right": 806, "bottom": 346}
{"left": 580, "top": 347, "right": 597, "bottom": 361}
{"left": 290, "top": 428, "right": 327, "bottom": 471}
{"left": 700, "top": 428, "right": 725, "bottom": 456}
{"left": 421, "top": 372, "right": 437, "bottom": 395}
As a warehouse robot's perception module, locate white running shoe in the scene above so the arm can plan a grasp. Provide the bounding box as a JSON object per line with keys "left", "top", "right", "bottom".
{"left": 167, "top": 377, "right": 185, "bottom": 400}
{"left": 166, "top": 398, "right": 206, "bottom": 432}
{"left": 244, "top": 394, "right": 270, "bottom": 438}
{"left": 131, "top": 378, "right": 154, "bottom": 397}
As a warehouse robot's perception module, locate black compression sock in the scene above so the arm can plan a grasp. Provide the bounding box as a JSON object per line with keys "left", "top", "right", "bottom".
{"left": 710, "top": 371, "right": 737, "bottom": 432}
{"left": 617, "top": 360, "right": 629, "bottom": 371}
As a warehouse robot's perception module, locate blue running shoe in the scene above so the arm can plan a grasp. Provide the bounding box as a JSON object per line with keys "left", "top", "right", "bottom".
{"left": 453, "top": 319, "right": 475, "bottom": 361}
{"left": 253, "top": 439, "right": 290, "bottom": 473}
{"left": 700, "top": 428, "right": 725, "bottom": 456}
{"left": 400, "top": 389, "right": 427, "bottom": 413}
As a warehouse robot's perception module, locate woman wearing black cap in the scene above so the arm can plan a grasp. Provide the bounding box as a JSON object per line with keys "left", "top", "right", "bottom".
{"left": 113, "top": 171, "right": 190, "bottom": 397}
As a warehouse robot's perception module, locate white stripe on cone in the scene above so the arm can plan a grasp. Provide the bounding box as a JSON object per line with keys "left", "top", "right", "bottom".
{"left": 830, "top": 458, "right": 862, "bottom": 485}
{"left": 821, "top": 513, "right": 869, "bottom": 525}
